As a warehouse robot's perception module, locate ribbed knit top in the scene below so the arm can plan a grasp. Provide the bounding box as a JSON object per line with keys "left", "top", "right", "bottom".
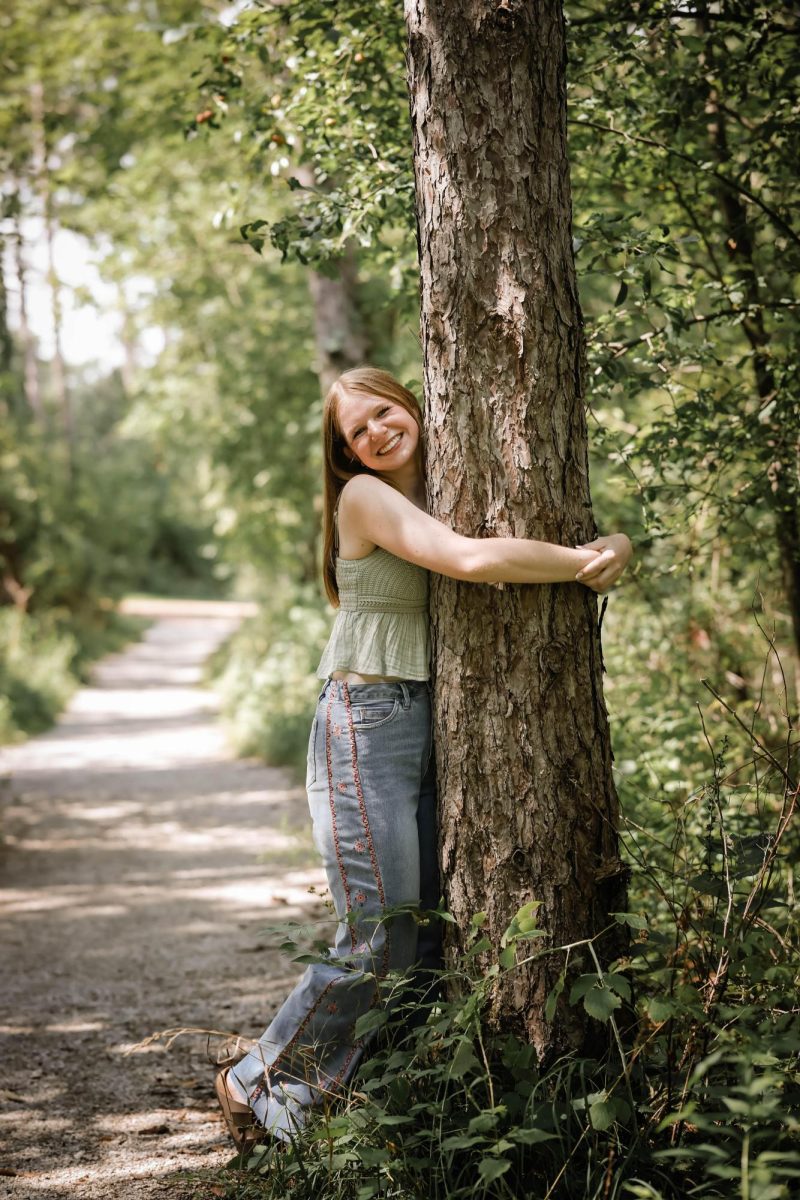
{"left": 316, "top": 546, "right": 430, "bottom": 681}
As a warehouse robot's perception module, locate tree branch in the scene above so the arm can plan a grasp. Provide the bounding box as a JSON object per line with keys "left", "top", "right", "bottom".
{"left": 568, "top": 118, "right": 800, "bottom": 249}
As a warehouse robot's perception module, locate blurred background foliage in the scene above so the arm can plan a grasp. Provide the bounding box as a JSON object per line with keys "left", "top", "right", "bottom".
{"left": 1, "top": 1, "right": 798, "bottom": 1191}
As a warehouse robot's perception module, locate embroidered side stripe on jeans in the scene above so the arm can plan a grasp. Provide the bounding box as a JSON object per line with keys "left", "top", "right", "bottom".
{"left": 325, "top": 689, "right": 356, "bottom": 950}
{"left": 275, "top": 975, "right": 341, "bottom": 1076}
{"left": 342, "top": 682, "right": 391, "bottom": 978}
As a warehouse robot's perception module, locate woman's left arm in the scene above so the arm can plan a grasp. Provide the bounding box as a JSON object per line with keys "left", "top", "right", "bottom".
{"left": 572, "top": 534, "right": 633, "bottom": 593}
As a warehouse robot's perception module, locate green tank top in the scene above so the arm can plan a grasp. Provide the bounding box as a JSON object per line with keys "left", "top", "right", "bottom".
{"left": 316, "top": 512, "right": 430, "bottom": 680}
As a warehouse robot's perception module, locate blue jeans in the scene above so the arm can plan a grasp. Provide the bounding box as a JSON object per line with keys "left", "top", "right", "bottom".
{"left": 230, "top": 678, "right": 441, "bottom": 1141}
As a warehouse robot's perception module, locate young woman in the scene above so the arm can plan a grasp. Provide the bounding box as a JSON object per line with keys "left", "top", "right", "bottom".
{"left": 215, "top": 366, "right": 633, "bottom": 1150}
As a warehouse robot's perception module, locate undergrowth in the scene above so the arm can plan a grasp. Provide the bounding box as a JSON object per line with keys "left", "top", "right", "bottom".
{"left": 0, "top": 605, "right": 147, "bottom": 743}
{"left": 202, "top": 668, "right": 799, "bottom": 1200}
{"left": 208, "top": 581, "right": 331, "bottom": 773}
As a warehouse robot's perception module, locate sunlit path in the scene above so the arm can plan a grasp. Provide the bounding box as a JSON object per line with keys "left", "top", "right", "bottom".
{"left": 0, "top": 601, "right": 325, "bottom": 1199}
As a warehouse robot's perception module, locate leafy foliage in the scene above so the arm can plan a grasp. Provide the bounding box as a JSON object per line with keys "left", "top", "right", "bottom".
{"left": 209, "top": 582, "right": 331, "bottom": 771}
{"left": 209, "top": 666, "right": 798, "bottom": 1199}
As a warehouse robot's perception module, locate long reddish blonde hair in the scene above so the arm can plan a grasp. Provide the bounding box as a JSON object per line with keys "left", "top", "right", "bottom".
{"left": 322, "top": 367, "right": 424, "bottom": 606}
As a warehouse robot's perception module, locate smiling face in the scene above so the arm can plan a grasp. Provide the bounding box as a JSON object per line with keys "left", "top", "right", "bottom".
{"left": 336, "top": 389, "right": 421, "bottom": 478}
{"left": 321, "top": 368, "right": 425, "bottom": 604}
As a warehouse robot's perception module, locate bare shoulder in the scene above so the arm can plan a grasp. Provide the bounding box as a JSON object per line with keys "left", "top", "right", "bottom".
{"left": 337, "top": 476, "right": 394, "bottom": 557}
{"left": 340, "top": 473, "right": 398, "bottom": 513}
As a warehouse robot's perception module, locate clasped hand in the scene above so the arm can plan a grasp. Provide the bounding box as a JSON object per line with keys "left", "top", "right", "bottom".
{"left": 574, "top": 533, "right": 633, "bottom": 594}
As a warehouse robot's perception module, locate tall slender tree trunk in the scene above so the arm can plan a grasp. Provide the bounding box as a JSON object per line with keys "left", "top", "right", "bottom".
{"left": 292, "top": 167, "right": 370, "bottom": 394}
{"left": 306, "top": 247, "right": 369, "bottom": 395}
{"left": 405, "top": 0, "right": 625, "bottom": 1056}
{"left": 0, "top": 236, "right": 14, "bottom": 419}
{"left": 11, "top": 213, "right": 44, "bottom": 423}
{"left": 118, "top": 290, "right": 138, "bottom": 398}
{"left": 30, "top": 79, "right": 73, "bottom": 468}
{"left": 291, "top": 165, "right": 370, "bottom": 583}
{"left": 700, "top": 12, "right": 800, "bottom": 664}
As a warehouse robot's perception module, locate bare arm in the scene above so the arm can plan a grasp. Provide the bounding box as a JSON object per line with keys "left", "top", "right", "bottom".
{"left": 340, "top": 475, "right": 631, "bottom": 587}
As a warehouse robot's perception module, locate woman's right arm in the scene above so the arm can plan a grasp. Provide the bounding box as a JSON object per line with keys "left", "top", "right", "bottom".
{"left": 340, "top": 475, "right": 629, "bottom": 588}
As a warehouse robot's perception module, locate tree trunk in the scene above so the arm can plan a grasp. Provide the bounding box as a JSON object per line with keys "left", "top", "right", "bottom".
{"left": 405, "top": 0, "right": 625, "bottom": 1057}
{"left": 290, "top": 167, "right": 369, "bottom": 394}
{"left": 11, "top": 213, "right": 44, "bottom": 423}
{"left": 700, "top": 15, "right": 800, "bottom": 664}
{"left": 291, "top": 165, "right": 370, "bottom": 582}
{"left": 30, "top": 79, "right": 73, "bottom": 468}
{"left": 0, "top": 235, "right": 14, "bottom": 420}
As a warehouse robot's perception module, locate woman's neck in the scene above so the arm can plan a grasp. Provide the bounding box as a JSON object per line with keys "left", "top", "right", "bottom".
{"left": 378, "top": 460, "right": 426, "bottom": 508}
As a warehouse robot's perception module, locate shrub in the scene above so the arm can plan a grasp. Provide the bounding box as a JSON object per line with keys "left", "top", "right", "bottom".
{"left": 208, "top": 659, "right": 799, "bottom": 1200}
{"left": 210, "top": 582, "right": 332, "bottom": 775}
{"left": 0, "top": 606, "right": 147, "bottom": 743}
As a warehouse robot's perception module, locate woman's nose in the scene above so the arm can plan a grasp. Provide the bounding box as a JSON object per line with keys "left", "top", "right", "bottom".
{"left": 367, "top": 417, "right": 386, "bottom": 436}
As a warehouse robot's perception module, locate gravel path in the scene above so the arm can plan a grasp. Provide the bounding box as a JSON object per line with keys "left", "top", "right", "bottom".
{"left": 0, "top": 603, "right": 326, "bottom": 1200}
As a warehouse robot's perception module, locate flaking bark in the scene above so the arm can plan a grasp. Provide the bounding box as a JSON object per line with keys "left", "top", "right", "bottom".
{"left": 404, "top": 0, "right": 626, "bottom": 1056}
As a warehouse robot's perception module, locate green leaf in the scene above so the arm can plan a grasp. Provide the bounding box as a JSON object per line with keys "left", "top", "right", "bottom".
{"left": 499, "top": 944, "right": 516, "bottom": 971}
{"left": 478, "top": 1157, "right": 512, "bottom": 1183}
{"left": 501, "top": 900, "right": 544, "bottom": 949}
{"left": 508, "top": 1127, "right": 557, "bottom": 1146}
{"left": 468, "top": 1109, "right": 504, "bottom": 1134}
{"left": 588, "top": 1096, "right": 631, "bottom": 1130}
{"left": 450, "top": 1038, "right": 479, "bottom": 1079}
{"left": 357, "top": 1146, "right": 391, "bottom": 1166}
{"left": 583, "top": 985, "right": 622, "bottom": 1021}
{"left": 569, "top": 974, "right": 598, "bottom": 1002}
{"left": 465, "top": 935, "right": 492, "bottom": 958}
{"left": 612, "top": 911, "right": 647, "bottom": 930}
{"left": 441, "top": 1133, "right": 486, "bottom": 1151}
{"left": 647, "top": 996, "right": 677, "bottom": 1022}
{"left": 545, "top": 972, "right": 565, "bottom": 1022}
{"left": 589, "top": 1098, "right": 616, "bottom": 1131}
{"left": 353, "top": 1008, "right": 388, "bottom": 1039}
{"left": 604, "top": 972, "right": 631, "bottom": 1001}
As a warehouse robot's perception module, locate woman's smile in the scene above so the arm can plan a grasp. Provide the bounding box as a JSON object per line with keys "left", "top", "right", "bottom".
{"left": 376, "top": 432, "right": 403, "bottom": 456}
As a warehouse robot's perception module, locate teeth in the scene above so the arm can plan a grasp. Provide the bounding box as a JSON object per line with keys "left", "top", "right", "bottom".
{"left": 377, "top": 433, "right": 401, "bottom": 455}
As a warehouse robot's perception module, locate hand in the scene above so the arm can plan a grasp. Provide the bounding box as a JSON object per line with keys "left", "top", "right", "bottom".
{"left": 574, "top": 533, "right": 633, "bottom": 593}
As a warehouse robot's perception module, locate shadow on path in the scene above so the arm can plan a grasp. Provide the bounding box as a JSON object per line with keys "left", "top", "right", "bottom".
{"left": 0, "top": 602, "right": 326, "bottom": 1200}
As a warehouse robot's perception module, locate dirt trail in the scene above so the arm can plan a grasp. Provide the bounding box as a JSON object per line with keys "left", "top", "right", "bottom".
{"left": 0, "top": 603, "right": 325, "bottom": 1200}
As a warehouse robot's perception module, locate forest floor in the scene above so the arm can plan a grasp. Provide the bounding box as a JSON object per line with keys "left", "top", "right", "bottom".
{"left": 0, "top": 600, "right": 326, "bottom": 1200}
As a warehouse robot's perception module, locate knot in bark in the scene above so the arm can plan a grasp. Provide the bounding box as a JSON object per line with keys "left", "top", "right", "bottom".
{"left": 511, "top": 846, "right": 529, "bottom": 872}
{"left": 539, "top": 639, "right": 568, "bottom": 677}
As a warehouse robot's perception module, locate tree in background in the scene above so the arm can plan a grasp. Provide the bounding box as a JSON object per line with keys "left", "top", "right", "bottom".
{"left": 567, "top": 0, "right": 799, "bottom": 667}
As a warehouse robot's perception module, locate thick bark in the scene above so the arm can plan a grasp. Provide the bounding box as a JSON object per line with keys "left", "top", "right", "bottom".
{"left": 405, "top": 0, "right": 625, "bottom": 1056}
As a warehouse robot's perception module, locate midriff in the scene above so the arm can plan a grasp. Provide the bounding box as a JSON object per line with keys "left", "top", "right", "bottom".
{"left": 330, "top": 670, "right": 406, "bottom": 683}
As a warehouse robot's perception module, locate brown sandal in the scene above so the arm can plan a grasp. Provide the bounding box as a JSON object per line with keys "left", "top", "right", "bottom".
{"left": 214, "top": 1067, "right": 258, "bottom": 1151}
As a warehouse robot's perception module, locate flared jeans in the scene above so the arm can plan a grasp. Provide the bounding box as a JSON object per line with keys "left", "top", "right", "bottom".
{"left": 230, "top": 678, "right": 441, "bottom": 1141}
